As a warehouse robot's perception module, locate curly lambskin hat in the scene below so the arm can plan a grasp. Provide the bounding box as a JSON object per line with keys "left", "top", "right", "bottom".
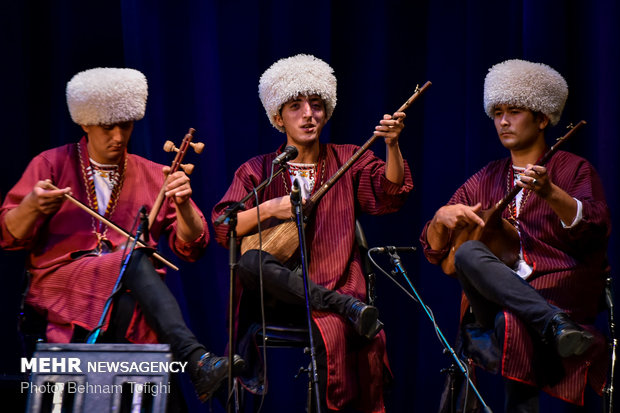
{"left": 483, "top": 59, "right": 568, "bottom": 126}
{"left": 66, "top": 67, "right": 148, "bottom": 125}
{"left": 258, "top": 54, "right": 337, "bottom": 132}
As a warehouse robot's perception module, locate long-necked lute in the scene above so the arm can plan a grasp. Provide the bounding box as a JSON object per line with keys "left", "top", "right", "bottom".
{"left": 240, "top": 81, "right": 432, "bottom": 263}
{"left": 440, "top": 120, "right": 586, "bottom": 276}
{"left": 147, "top": 128, "right": 204, "bottom": 228}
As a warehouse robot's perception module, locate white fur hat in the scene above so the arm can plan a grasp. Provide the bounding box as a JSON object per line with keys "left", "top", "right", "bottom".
{"left": 483, "top": 59, "right": 568, "bottom": 126}
{"left": 66, "top": 67, "right": 148, "bottom": 125}
{"left": 258, "top": 54, "right": 337, "bottom": 132}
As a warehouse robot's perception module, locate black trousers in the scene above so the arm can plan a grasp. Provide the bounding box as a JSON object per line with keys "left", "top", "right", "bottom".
{"left": 236, "top": 249, "right": 362, "bottom": 413}
{"left": 454, "top": 240, "right": 559, "bottom": 335}
{"left": 236, "top": 249, "right": 355, "bottom": 316}
{"left": 454, "top": 240, "right": 563, "bottom": 413}
{"left": 104, "top": 249, "right": 205, "bottom": 362}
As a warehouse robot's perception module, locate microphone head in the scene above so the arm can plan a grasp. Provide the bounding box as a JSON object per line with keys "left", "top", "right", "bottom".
{"left": 284, "top": 145, "right": 298, "bottom": 158}
{"left": 290, "top": 178, "right": 301, "bottom": 202}
{"left": 292, "top": 178, "right": 300, "bottom": 190}
{"left": 272, "top": 145, "right": 299, "bottom": 165}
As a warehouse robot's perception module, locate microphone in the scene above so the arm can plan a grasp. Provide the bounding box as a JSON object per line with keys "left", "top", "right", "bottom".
{"left": 290, "top": 178, "right": 301, "bottom": 204}
{"left": 272, "top": 145, "right": 299, "bottom": 165}
{"left": 369, "top": 246, "right": 417, "bottom": 254}
{"left": 139, "top": 205, "right": 149, "bottom": 242}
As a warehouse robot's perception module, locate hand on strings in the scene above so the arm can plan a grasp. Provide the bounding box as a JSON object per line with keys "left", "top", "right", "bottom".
{"left": 27, "top": 179, "right": 71, "bottom": 215}
{"left": 434, "top": 203, "right": 485, "bottom": 230}
{"left": 517, "top": 164, "right": 551, "bottom": 198}
{"left": 374, "top": 111, "right": 406, "bottom": 146}
{"left": 162, "top": 166, "right": 192, "bottom": 205}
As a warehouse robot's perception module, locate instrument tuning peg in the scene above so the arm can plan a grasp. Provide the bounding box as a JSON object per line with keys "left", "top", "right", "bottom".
{"left": 163, "top": 140, "right": 179, "bottom": 153}
{"left": 190, "top": 141, "right": 205, "bottom": 154}
{"left": 181, "top": 163, "right": 195, "bottom": 175}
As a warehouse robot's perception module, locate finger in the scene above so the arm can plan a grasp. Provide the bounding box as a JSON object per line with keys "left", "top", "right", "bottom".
{"left": 531, "top": 165, "right": 546, "bottom": 176}
{"left": 471, "top": 202, "right": 482, "bottom": 212}
{"left": 166, "top": 186, "right": 192, "bottom": 198}
{"left": 166, "top": 175, "right": 190, "bottom": 190}
{"left": 466, "top": 209, "right": 485, "bottom": 227}
{"left": 167, "top": 170, "right": 187, "bottom": 180}
{"left": 392, "top": 111, "right": 406, "bottom": 121}
{"left": 380, "top": 117, "right": 403, "bottom": 127}
{"left": 169, "top": 192, "right": 192, "bottom": 204}
{"left": 38, "top": 180, "right": 55, "bottom": 190}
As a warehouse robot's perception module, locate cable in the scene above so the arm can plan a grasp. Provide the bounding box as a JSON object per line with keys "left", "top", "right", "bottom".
{"left": 367, "top": 250, "right": 485, "bottom": 412}
{"left": 254, "top": 186, "right": 268, "bottom": 413}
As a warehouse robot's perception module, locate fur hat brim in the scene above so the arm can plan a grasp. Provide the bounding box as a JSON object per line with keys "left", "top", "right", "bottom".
{"left": 483, "top": 59, "right": 568, "bottom": 126}
{"left": 258, "top": 54, "right": 337, "bottom": 132}
{"left": 66, "top": 67, "right": 148, "bottom": 125}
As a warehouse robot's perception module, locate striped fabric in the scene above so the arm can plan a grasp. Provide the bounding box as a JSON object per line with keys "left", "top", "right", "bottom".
{"left": 420, "top": 150, "right": 611, "bottom": 404}
{"left": 212, "top": 143, "right": 413, "bottom": 412}
{"left": 0, "top": 137, "right": 209, "bottom": 343}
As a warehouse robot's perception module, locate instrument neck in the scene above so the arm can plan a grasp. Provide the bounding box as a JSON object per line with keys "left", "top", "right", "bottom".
{"left": 494, "top": 120, "right": 586, "bottom": 213}
{"left": 309, "top": 134, "right": 381, "bottom": 205}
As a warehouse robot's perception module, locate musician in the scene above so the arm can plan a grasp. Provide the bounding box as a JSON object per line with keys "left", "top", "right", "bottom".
{"left": 212, "top": 54, "right": 413, "bottom": 412}
{"left": 0, "top": 68, "right": 240, "bottom": 403}
{"left": 420, "top": 59, "right": 610, "bottom": 412}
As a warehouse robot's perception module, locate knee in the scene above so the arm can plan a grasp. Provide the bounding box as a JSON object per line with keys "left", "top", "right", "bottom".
{"left": 454, "top": 240, "right": 487, "bottom": 274}
{"left": 237, "top": 250, "right": 261, "bottom": 283}
{"left": 125, "top": 249, "right": 158, "bottom": 287}
{"left": 237, "top": 249, "right": 282, "bottom": 285}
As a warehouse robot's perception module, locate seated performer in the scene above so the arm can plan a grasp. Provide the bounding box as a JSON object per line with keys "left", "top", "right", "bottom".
{"left": 420, "top": 59, "right": 610, "bottom": 412}
{"left": 0, "top": 67, "right": 241, "bottom": 403}
{"left": 212, "top": 54, "right": 413, "bottom": 412}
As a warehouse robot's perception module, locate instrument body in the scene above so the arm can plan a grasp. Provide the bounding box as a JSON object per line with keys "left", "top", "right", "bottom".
{"left": 440, "top": 205, "right": 520, "bottom": 276}
{"left": 439, "top": 120, "right": 586, "bottom": 276}
{"left": 241, "top": 82, "right": 432, "bottom": 261}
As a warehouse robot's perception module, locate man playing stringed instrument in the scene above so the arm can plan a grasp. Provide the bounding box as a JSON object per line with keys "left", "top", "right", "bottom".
{"left": 420, "top": 59, "right": 610, "bottom": 412}
{"left": 212, "top": 54, "right": 413, "bottom": 412}
{"left": 0, "top": 67, "right": 242, "bottom": 404}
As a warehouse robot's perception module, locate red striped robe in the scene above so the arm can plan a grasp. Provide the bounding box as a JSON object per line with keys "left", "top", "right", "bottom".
{"left": 420, "top": 150, "right": 610, "bottom": 405}
{"left": 0, "top": 137, "right": 209, "bottom": 343}
{"left": 212, "top": 143, "right": 413, "bottom": 412}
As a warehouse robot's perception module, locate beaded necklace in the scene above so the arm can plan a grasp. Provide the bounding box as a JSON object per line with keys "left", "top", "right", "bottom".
{"left": 78, "top": 141, "right": 127, "bottom": 253}
{"left": 506, "top": 164, "right": 533, "bottom": 226}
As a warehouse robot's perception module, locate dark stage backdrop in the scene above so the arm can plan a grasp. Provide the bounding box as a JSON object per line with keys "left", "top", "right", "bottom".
{"left": 1, "top": 1, "right": 618, "bottom": 412}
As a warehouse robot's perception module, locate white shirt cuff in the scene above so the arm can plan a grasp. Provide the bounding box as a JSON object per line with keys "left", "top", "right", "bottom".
{"left": 561, "top": 198, "right": 583, "bottom": 229}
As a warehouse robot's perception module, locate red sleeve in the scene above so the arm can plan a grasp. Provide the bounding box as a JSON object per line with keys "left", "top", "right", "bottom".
{"left": 0, "top": 153, "right": 56, "bottom": 249}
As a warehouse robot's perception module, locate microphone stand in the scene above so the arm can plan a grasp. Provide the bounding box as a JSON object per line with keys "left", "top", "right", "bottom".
{"left": 214, "top": 164, "right": 287, "bottom": 413}
{"left": 604, "top": 274, "right": 616, "bottom": 413}
{"left": 290, "top": 180, "right": 322, "bottom": 413}
{"left": 384, "top": 249, "right": 492, "bottom": 413}
{"left": 86, "top": 207, "right": 147, "bottom": 344}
